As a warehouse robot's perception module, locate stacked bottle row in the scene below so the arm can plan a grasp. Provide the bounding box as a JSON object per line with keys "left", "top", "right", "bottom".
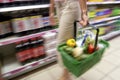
{"left": 0, "top": 0, "right": 50, "bottom": 7}
{"left": 15, "top": 31, "right": 58, "bottom": 65}
{"left": 15, "top": 37, "right": 45, "bottom": 65}
{"left": 0, "top": 8, "right": 55, "bottom": 38}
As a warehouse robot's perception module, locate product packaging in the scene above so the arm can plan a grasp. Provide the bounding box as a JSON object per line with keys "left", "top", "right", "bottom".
{"left": 45, "top": 48, "right": 57, "bottom": 56}
{"left": 42, "top": 32, "right": 57, "bottom": 44}
{"left": 44, "top": 41, "right": 57, "bottom": 50}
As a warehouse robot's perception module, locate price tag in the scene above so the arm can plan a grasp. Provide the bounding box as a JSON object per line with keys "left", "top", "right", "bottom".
{"left": 3, "top": 73, "right": 12, "bottom": 77}
{"left": 26, "top": 65, "right": 32, "bottom": 69}
{"left": 39, "top": 60, "right": 45, "bottom": 64}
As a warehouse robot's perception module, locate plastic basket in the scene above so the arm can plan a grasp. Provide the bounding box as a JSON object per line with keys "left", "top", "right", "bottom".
{"left": 57, "top": 21, "right": 109, "bottom": 77}
{"left": 58, "top": 40, "right": 109, "bottom": 77}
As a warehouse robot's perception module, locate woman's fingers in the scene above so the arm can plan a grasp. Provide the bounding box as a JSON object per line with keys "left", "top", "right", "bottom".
{"left": 79, "top": 20, "right": 87, "bottom": 26}
{"left": 79, "top": 14, "right": 88, "bottom": 26}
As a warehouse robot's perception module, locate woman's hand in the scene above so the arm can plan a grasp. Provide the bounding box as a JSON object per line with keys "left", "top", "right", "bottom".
{"left": 49, "top": 13, "right": 56, "bottom": 26}
{"left": 79, "top": 13, "right": 88, "bottom": 27}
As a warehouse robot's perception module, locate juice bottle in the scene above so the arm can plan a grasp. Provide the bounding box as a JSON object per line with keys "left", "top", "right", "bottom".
{"left": 30, "top": 37, "right": 39, "bottom": 60}
{"left": 16, "top": 41, "right": 27, "bottom": 65}
{"left": 23, "top": 39, "right": 33, "bottom": 63}
{"left": 0, "top": 14, "right": 12, "bottom": 38}
{"left": 36, "top": 37, "right": 46, "bottom": 59}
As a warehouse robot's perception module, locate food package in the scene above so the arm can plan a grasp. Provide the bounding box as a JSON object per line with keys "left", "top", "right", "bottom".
{"left": 44, "top": 41, "right": 57, "bottom": 50}
{"left": 11, "top": 17, "right": 31, "bottom": 33}
{"left": 42, "top": 32, "right": 57, "bottom": 43}
{"left": 45, "top": 48, "right": 57, "bottom": 56}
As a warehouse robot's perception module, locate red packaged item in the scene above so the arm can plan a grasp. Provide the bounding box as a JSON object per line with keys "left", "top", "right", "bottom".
{"left": 15, "top": 41, "right": 27, "bottom": 64}
{"left": 22, "top": 39, "right": 33, "bottom": 62}
{"left": 15, "top": 41, "right": 30, "bottom": 65}
{"left": 37, "top": 37, "right": 45, "bottom": 58}
{"left": 31, "top": 38, "right": 39, "bottom": 59}
{"left": 30, "top": 37, "right": 45, "bottom": 60}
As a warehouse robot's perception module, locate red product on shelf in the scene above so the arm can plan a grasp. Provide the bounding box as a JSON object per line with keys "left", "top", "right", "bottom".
{"left": 31, "top": 38, "right": 39, "bottom": 58}
{"left": 37, "top": 37, "right": 45, "bottom": 57}
{"left": 16, "top": 40, "right": 32, "bottom": 64}
{"left": 15, "top": 41, "right": 27, "bottom": 63}
{"left": 22, "top": 39, "right": 33, "bottom": 62}
{"left": 30, "top": 37, "right": 45, "bottom": 60}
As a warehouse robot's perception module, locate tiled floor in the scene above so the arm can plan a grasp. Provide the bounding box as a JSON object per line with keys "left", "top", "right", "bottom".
{"left": 12, "top": 36, "right": 120, "bottom": 80}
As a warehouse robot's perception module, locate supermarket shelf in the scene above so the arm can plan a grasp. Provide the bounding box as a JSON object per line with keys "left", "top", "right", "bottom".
{"left": 0, "top": 1, "right": 120, "bottom": 12}
{"left": 2, "top": 54, "right": 57, "bottom": 79}
{"left": 99, "top": 30, "right": 120, "bottom": 40}
{"left": 90, "top": 16, "right": 120, "bottom": 24}
{"left": 95, "top": 20, "right": 117, "bottom": 27}
{"left": 0, "top": 29, "right": 57, "bottom": 46}
{"left": 87, "top": 1, "right": 120, "bottom": 5}
{"left": 0, "top": 4, "right": 50, "bottom": 12}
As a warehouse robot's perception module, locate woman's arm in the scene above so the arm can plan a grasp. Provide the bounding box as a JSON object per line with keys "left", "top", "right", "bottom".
{"left": 79, "top": 0, "right": 87, "bottom": 15}
{"left": 79, "top": 0, "right": 88, "bottom": 26}
{"left": 49, "top": 0, "right": 55, "bottom": 16}
{"left": 49, "top": 0, "right": 56, "bottom": 26}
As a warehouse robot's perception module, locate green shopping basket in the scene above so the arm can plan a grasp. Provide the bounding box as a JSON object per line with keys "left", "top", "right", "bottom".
{"left": 57, "top": 21, "right": 109, "bottom": 77}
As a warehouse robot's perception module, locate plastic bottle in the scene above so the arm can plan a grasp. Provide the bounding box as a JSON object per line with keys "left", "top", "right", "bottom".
{"left": 16, "top": 41, "right": 27, "bottom": 65}
{"left": 30, "top": 37, "right": 39, "bottom": 60}
{"left": 0, "top": 14, "right": 13, "bottom": 38}
{"left": 36, "top": 37, "right": 46, "bottom": 59}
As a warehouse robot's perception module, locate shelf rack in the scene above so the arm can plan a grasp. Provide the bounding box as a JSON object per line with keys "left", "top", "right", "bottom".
{"left": 0, "top": 1, "right": 120, "bottom": 79}
{"left": 2, "top": 54, "right": 57, "bottom": 79}
{"left": 0, "top": 1, "right": 120, "bottom": 12}
{"left": 90, "top": 16, "right": 120, "bottom": 24}
{"left": 87, "top": 1, "right": 120, "bottom": 5}
{"left": 0, "top": 4, "right": 50, "bottom": 12}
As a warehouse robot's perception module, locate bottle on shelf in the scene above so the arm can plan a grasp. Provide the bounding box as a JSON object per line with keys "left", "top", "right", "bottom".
{"left": 11, "top": 10, "right": 30, "bottom": 36}
{"left": 37, "top": 37, "right": 46, "bottom": 58}
{"left": 0, "top": 0, "right": 14, "bottom": 7}
{"left": 16, "top": 40, "right": 35, "bottom": 65}
{"left": 30, "top": 37, "right": 39, "bottom": 60}
{"left": 30, "top": 37, "right": 46, "bottom": 60}
{"left": 15, "top": 41, "right": 27, "bottom": 65}
{"left": 0, "top": 14, "right": 13, "bottom": 38}
{"left": 30, "top": 9, "right": 42, "bottom": 33}
{"left": 22, "top": 39, "right": 33, "bottom": 63}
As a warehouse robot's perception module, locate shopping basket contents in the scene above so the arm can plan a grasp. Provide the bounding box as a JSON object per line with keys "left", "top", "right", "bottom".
{"left": 57, "top": 21, "right": 109, "bottom": 77}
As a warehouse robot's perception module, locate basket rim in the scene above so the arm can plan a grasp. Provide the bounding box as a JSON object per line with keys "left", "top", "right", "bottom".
{"left": 57, "top": 39, "right": 109, "bottom": 64}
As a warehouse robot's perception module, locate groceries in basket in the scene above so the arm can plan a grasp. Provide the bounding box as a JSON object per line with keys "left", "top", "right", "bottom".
{"left": 61, "top": 35, "right": 101, "bottom": 61}
{"left": 58, "top": 21, "right": 109, "bottom": 77}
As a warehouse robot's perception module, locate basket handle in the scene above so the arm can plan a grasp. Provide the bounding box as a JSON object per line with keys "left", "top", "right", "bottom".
{"left": 74, "top": 21, "right": 99, "bottom": 51}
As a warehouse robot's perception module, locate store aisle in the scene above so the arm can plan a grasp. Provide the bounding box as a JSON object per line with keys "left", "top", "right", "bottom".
{"left": 12, "top": 36, "right": 120, "bottom": 80}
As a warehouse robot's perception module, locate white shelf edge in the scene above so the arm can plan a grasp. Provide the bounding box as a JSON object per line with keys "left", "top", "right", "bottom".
{"left": 95, "top": 20, "right": 117, "bottom": 27}
{"left": 90, "top": 16, "right": 120, "bottom": 24}
{"left": 0, "top": 4, "right": 50, "bottom": 12}
{"left": 2, "top": 54, "right": 57, "bottom": 79}
{"left": 87, "top": 1, "right": 120, "bottom": 5}
{"left": 0, "top": 1, "right": 120, "bottom": 12}
{"left": 0, "top": 29, "right": 57, "bottom": 46}
{"left": 99, "top": 30, "right": 120, "bottom": 40}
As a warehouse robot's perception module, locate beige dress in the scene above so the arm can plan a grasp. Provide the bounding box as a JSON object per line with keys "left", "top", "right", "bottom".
{"left": 55, "top": 0, "right": 81, "bottom": 67}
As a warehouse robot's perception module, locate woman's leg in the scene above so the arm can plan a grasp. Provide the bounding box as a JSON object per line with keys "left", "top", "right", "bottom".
{"left": 57, "top": 2, "right": 79, "bottom": 80}
{"left": 57, "top": 1, "right": 81, "bottom": 80}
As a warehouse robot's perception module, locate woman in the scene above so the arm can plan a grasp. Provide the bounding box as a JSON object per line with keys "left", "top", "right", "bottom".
{"left": 49, "top": 0, "right": 88, "bottom": 80}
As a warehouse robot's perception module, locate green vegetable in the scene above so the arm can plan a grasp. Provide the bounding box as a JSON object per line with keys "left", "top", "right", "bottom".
{"left": 75, "top": 54, "right": 90, "bottom": 61}
{"left": 64, "top": 46, "right": 74, "bottom": 54}
{"left": 60, "top": 45, "right": 68, "bottom": 50}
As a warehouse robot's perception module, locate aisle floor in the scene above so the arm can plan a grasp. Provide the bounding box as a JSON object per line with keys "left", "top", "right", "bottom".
{"left": 13, "top": 36, "right": 120, "bottom": 80}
